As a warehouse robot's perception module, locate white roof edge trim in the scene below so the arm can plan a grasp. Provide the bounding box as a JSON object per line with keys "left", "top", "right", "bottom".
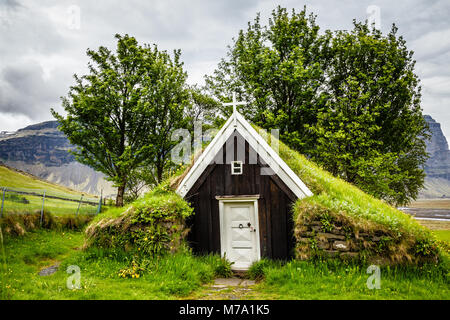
{"left": 175, "top": 112, "right": 236, "bottom": 197}
{"left": 175, "top": 111, "right": 313, "bottom": 199}
{"left": 235, "top": 112, "right": 313, "bottom": 198}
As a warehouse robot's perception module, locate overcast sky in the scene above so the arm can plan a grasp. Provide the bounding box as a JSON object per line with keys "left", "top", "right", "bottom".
{"left": 0, "top": 0, "right": 449, "bottom": 141}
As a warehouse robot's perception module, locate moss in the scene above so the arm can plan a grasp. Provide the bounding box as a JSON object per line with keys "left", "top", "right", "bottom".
{"left": 84, "top": 187, "right": 194, "bottom": 257}
{"left": 293, "top": 200, "right": 440, "bottom": 264}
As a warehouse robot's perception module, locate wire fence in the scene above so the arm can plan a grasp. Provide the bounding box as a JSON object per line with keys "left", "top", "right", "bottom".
{"left": 0, "top": 187, "right": 104, "bottom": 223}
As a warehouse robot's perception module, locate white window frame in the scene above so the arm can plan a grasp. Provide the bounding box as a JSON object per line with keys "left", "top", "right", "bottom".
{"left": 231, "top": 160, "right": 243, "bottom": 175}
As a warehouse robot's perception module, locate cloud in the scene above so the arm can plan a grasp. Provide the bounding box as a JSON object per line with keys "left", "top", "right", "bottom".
{"left": 0, "top": 0, "right": 449, "bottom": 142}
{"left": 0, "top": 59, "right": 68, "bottom": 119}
{"left": 0, "top": 112, "right": 33, "bottom": 132}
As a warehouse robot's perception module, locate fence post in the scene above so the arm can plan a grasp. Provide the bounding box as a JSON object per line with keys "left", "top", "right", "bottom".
{"left": 96, "top": 189, "right": 103, "bottom": 215}
{"left": 76, "top": 195, "right": 83, "bottom": 216}
{"left": 40, "top": 190, "right": 46, "bottom": 227}
{"left": 0, "top": 188, "right": 5, "bottom": 219}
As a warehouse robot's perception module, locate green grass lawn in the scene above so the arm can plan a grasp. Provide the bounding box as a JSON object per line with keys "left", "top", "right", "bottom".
{"left": 1, "top": 230, "right": 448, "bottom": 300}
{"left": 0, "top": 230, "right": 225, "bottom": 299}
{"left": 245, "top": 259, "right": 449, "bottom": 299}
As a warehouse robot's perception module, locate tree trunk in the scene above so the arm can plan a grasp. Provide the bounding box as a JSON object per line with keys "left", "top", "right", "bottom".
{"left": 156, "top": 163, "right": 163, "bottom": 184}
{"left": 116, "top": 182, "right": 126, "bottom": 207}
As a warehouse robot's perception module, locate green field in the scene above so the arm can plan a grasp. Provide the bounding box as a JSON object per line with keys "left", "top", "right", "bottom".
{"left": 433, "top": 230, "right": 450, "bottom": 242}
{"left": 0, "top": 230, "right": 448, "bottom": 300}
{"left": 0, "top": 165, "right": 87, "bottom": 195}
{"left": 0, "top": 165, "right": 100, "bottom": 216}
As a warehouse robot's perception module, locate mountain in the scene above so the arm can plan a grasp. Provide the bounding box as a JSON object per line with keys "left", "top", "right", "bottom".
{"left": 0, "top": 121, "right": 115, "bottom": 197}
{"left": 1, "top": 115, "right": 448, "bottom": 199}
{"left": 421, "top": 115, "right": 450, "bottom": 198}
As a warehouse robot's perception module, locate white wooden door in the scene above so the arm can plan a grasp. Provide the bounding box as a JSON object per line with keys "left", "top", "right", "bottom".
{"left": 220, "top": 200, "right": 260, "bottom": 270}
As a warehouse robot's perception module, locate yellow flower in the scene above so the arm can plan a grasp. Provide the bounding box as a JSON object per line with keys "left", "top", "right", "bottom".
{"left": 144, "top": 237, "right": 148, "bottom": 241}
{"left": 136, "top": 274, "right": 140, "bottom": 278}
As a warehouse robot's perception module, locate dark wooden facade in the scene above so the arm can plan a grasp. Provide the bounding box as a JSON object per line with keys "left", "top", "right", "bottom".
{"left": 185, "top": 130, "right": 297, "bottom": 260}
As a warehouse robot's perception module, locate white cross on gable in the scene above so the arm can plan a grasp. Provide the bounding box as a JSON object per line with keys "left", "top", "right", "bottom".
{"left": 223, "top": 92, "right": 247, "bottom": 113}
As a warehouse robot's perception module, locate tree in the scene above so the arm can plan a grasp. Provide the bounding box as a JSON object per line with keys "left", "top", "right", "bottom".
{"left": 206, "top": 6, "right": 330, "bottom": 152}
{"left": 206, "top": 7, "right": 429, "bottom": 205}
{"left": 52, "top": 34, "right": 189, "bottom": 206}
{"left": 185, "top": 85, "right": 221, "bottom": 125}
{"left": 309, "top": 23, "right": 429, "bottom": 205}
{"left": 124, "top": 166, "right": 157, "bottom": 203}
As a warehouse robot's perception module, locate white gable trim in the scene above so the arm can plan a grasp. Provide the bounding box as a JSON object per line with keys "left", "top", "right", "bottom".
{"left": 175, "top": 111, "right": 313, "bottom": 199}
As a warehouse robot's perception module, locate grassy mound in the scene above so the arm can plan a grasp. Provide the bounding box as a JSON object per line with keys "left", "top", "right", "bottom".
{"left": 276, "top": 139, "right": 442, "bottom": 264}
{"left": 84, "top": 184, "right": 193, "bottom": 256}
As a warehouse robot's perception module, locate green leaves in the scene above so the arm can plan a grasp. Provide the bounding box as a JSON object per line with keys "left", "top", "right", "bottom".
{"left": 206, "top": 7, "right": 428, "bottom": 206}
{"left": 311, "top": 22, "right": 428, "bottom": 205}
{"left": 52, "top": 34, "right": 190, "bottom": 206}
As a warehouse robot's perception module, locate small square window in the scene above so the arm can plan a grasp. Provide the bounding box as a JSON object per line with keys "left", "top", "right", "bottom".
{"left": 231, "top": 161, "right": 243, "bottom": 175}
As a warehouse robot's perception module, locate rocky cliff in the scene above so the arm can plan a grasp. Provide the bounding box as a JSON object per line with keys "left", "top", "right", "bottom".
{"left": 0, "top": 121, "right": 115, "bottom": 197}
{"left": 0, "top": 121, "right": 75, "bottom": 166}
{"left": 421, "top": 115, "right": 450, "bottom": 198}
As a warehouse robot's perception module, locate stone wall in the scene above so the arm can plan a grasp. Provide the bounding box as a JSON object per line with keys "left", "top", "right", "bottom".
{"left": 295, "top": 219, "right": 392, "bottom": 262}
